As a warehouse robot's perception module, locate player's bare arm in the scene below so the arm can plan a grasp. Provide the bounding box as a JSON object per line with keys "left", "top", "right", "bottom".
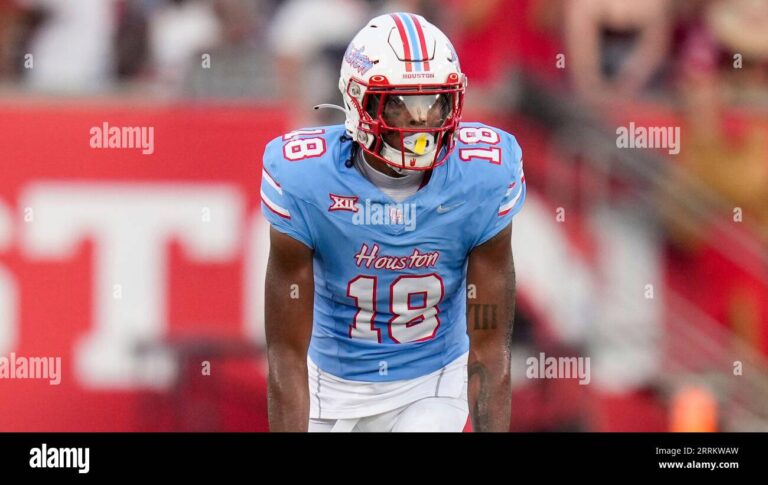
{"left": 265, "top": 227, "right": 314, "bottom": 432}
{"left": 467, "top": 222, "right": 515, "bottom": 432}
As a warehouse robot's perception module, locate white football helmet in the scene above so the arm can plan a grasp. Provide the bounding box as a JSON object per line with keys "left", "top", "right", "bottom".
{"left": 337, "top": 12, "right": 466, "bottom": 171}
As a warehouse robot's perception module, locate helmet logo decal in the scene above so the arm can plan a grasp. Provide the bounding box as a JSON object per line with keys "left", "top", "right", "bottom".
{"left": 390, "top": 13, "right": 431, "bottom": 72}
{"left": 344, "top": 44, "right": 375, "bottom": 76}
{"left": 402, "top": 72, "right": 435, "bottom": 80}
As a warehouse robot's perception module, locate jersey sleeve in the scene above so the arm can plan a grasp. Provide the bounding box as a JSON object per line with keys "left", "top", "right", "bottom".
{"left": 472, "top": 132, "right": 526, "bottom": 248}
{"left": 260, "top": 137, "right": 315, "bottom": 249}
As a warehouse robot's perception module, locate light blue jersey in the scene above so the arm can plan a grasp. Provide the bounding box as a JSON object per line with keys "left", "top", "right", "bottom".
{"left": 261, "top": 123, "right": 525, "bottom": 381}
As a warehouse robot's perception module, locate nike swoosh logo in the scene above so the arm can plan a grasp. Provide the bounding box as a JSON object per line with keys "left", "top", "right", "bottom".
{"left": 436, "top": 201, "right": 466, "bottom": 214}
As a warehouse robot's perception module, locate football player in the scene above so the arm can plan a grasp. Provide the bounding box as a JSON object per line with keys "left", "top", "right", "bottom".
{"left": 262, "top": 12, "right": 525, "bottom": 431}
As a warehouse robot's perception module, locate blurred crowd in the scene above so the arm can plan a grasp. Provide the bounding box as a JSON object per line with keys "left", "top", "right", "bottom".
{"left": 0, "top": 1, "right": 766, "bottom": 109}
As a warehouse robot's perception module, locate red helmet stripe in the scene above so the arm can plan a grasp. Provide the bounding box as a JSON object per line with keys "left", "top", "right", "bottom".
{"left": 390, "top": 14, "right": 413, "bottom": 72}
{"left": 409, "top": 13, "right": 431, "bottom": 71}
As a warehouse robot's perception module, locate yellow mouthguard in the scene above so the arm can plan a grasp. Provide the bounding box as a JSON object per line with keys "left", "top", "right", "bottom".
{"left": 413, "top": 135, "right": 428, "bottom": 155}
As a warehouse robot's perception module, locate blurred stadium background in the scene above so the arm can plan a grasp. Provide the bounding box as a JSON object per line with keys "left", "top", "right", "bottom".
{"left": 0, "top": 0, "right": 766, "bottom": 431}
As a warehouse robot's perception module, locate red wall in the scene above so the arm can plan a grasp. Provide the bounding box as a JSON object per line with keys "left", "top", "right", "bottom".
{"left": 0, "top": 103, "right": 286, "bottom": 431}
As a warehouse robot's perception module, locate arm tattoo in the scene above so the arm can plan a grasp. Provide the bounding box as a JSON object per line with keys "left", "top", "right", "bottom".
{"left": 467, "top": 255, "right": 516, "bottom": 335}
{"left": 468, "top": 303, "right": 497, "bottom": 330}
{"left": 468, "top": 361, "right": 490, "bottom": 431}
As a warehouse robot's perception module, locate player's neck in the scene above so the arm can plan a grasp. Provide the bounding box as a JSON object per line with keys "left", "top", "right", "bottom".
{"left": 362, "top": 151, "right": 408, "bottom": 178}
